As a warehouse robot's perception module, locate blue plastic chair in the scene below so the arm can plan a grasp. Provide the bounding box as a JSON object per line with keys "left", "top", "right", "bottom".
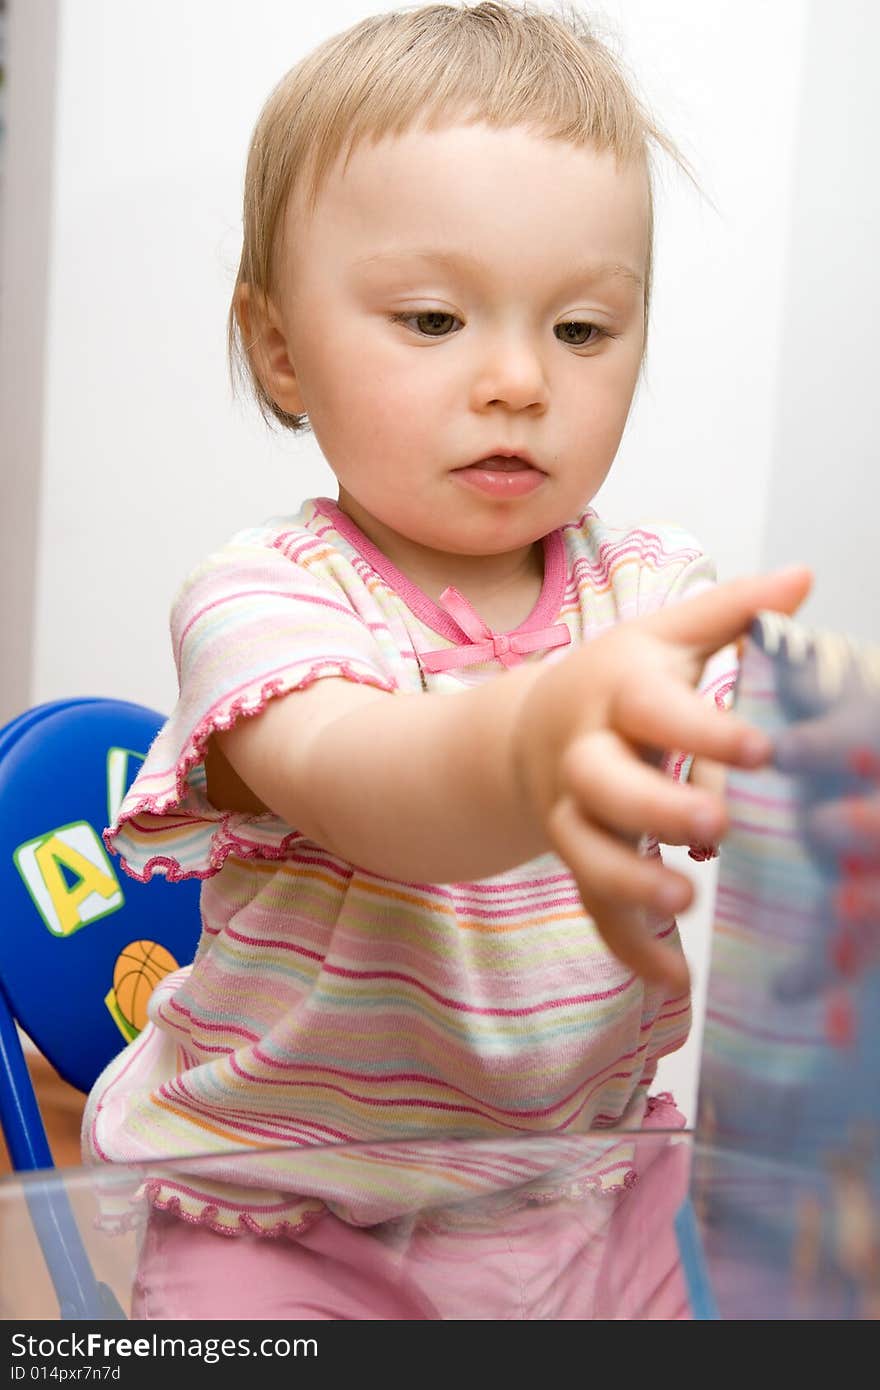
{"left": 0, "top": 698, "right": 202, "bottom": 1318}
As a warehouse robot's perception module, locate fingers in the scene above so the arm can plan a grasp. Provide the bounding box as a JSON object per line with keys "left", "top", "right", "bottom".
{"left": 611, "top": 672, "right": 772, "bottom": 770}
{"left": 547, "top": 797, "right": 690, "bottom": 912}
{"left": 688, "top": 756, "right": 726, "bottom": 799}
{"left": 562, "top": 731, "right": 726, "bottom": 846}
{"left": 593, "top": 906, "right": 691, "bottom": 995}
{"left": 646, "top": 566, "right": 813, "bottom": 659}
{"left": 546, "top": 796, "right": 692, "bottom": 992}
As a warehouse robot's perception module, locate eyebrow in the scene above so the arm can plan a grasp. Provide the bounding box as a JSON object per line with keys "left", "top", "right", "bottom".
{"left": 352, "top": 247, "right": 644, "bottom": 289}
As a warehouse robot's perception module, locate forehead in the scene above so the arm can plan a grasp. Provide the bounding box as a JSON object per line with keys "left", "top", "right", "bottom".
{"left": 281, "top": 123, "right": 649, "bottom": 288}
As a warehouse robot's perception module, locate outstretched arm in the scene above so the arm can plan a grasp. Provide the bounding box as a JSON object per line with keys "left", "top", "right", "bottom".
{"left": 214, "top": 566, "right": 811, "bottom": 988}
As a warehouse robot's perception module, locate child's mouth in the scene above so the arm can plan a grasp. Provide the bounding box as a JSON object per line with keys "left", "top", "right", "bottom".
{"left": 453, "top": 455, "right": 546, "bottom": 498}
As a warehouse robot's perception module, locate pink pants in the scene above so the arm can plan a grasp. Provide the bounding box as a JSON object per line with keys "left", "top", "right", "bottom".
{"left": 132, "top": 1134, "right": 691, "bottom": 1320}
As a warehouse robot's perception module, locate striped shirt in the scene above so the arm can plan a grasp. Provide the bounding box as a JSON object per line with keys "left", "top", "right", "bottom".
{"left": 83, "top": 499, "right": 735, "bottom": 1235}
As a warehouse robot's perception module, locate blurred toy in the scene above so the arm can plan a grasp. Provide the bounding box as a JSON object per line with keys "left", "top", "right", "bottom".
{"left": 683, "top": 611, "right": 880, "bottom": 1319}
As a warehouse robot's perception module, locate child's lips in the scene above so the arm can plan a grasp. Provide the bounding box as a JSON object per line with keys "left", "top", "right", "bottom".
{"left": 462, "top": 454, "right": 535, "bottom": 472}
{"left": 453, "top": 455, "right": 546, "bottom": 497}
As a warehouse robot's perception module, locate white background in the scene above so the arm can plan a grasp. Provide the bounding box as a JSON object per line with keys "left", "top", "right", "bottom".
{"left": 2, "top": 0, "right": 878, "bottom": 1116}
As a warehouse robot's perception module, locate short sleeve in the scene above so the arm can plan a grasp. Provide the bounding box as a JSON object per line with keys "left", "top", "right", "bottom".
{"left": 105, "top": 533, "right": 399, "bottom": 882}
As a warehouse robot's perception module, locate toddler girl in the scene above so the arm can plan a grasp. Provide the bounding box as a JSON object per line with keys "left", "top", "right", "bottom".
{"left": 82, "top": 1, "right": 809, "bottom": 1319}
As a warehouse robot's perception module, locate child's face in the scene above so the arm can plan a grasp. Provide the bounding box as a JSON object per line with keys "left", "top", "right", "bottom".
{"left": 269, "top": 122, "right": 648, "bottom": 562}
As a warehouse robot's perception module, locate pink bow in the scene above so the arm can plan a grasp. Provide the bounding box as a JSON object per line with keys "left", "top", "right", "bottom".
{"left": 419, "top": 586, "right": 571, "bottom": 673}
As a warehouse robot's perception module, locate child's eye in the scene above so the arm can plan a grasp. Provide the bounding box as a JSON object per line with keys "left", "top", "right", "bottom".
{"left": 392, "top": 311, "right": 461, "bottom": 337}
{"left": 554, "top": 321, "right": 605, "bottom": 347}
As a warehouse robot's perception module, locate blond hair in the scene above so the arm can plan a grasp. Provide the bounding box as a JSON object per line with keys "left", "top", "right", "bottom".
{"left": 230, "top": 1, "right": 699, "bottom": 430}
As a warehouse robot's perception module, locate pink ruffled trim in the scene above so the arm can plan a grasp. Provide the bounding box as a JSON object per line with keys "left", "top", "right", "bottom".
{"left": 90, "top": 1208, "right": 148, "bottom": 1238}
{"left": 111, "top": 1097, "right": 685, "bottom": 1242}
{"left": 104, "top": 827, "right": 310, "bottom": 886}
{"left": 141, "top": 1181, "right": 327, "bottom": 1240}
{"left": 687, "top": 843, "right": 719, "bottom": 863}
{"left": 661, "top": 756, "right": 720, "bottom": 862}
{"left": 103, "top": 661, "right": 396, "bottom": 882}
{"left": 643, "top": 1090, "right": 687, "bottom": 1129}
{"left": 414, "top": 1165, "right": 639, "bottom": 1234}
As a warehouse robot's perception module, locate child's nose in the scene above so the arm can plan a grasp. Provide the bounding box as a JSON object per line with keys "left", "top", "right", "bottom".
{"left": 470, "top": 333, "right": 550, "bottom": 412}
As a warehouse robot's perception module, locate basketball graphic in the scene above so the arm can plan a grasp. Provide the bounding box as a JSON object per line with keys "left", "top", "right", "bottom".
{"left": 105, "top": 939, "right": 179, "bottom": 1041}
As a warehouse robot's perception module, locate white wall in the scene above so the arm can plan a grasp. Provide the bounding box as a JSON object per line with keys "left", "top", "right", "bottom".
{"left": 0, "top": 0, "right": 58, "bottom": 724}
{"left": 759, "top": 0, "right": 880, "bottom": 643}
{"left": 7, "top": 0, "right": 869, "bottom": 1119}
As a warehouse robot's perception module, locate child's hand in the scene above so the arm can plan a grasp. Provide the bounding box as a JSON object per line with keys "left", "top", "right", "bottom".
{"left": 513, "top": 566, "right": 813, "bottom": 992}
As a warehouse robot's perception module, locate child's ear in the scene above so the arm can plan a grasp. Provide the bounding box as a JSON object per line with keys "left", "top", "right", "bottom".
{"left": 234, "top": 283, "right": 305, "bottom": 417}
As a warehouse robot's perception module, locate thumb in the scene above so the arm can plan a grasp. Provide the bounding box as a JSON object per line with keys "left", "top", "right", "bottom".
{"left": 647, "top": 565, "right": 813, "bottom": 657}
